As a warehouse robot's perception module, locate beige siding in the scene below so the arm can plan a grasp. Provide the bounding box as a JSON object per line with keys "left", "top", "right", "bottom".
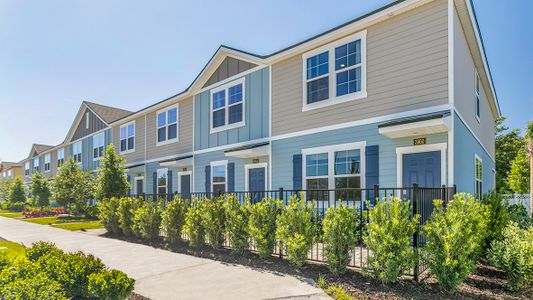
{"left": 145, "top": 97, "right": 194, "bottom": 160}
{"left": 271, "top": 0, "right": 448, "bottom": 136}
{"left": 112, "top": 115, "right": 146, "bottom": 164}
{"left": 453, "top": 8, "right": 495, "bottom": 157}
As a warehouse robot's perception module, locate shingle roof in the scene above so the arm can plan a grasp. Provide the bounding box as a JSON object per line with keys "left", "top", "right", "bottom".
{"left": 84, "top": 101, "right": 133, "bottom": 124}
{"left": 34, "top": 144, "right": 54, "bottom": 154}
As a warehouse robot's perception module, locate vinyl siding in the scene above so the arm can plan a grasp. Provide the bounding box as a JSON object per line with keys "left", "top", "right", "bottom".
{"left": 112, "top": 115, "right": 146, "bottom": 164}
{"left": 72, "top": 108, "right": 107, "bottom": 141}
{"left": 144, "top": 162, "right": 182, "bottom": 195}
{"left": 203, "top": 57, "right": 257, "bottom": 88}
{"left": 271, "top": 0, "right": 448, "bottom": 136}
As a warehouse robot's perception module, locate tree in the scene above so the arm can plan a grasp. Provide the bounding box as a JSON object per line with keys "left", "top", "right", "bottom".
{"left": 30, "top": 171, "right": 51, "bottom": 207}
{"left": 0, "top": 179, "right": 13, "bottom": 203}
{"left": 95, "top": 144, "right": 129, "bottom": 200}
{"left": 51, "top": 158, "right": 95, "bottom": 215}
{"left": 508, "top": 149, "right": 530, "bottom": 194}
{"left": 9, "top": 177, "right": 26, "bottom": 203}
{"left": 495, "top": 117, "right": 525, "bottom": 191}
{"left": 525, "top": 121, "right": 533, "bottom": 214}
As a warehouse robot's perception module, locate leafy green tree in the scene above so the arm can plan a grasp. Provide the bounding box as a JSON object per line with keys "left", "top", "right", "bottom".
{"left": 95, "top": 144, "right": 129, "bottom": 200}
{"left": 8, "top": 177, "right": 26, "bottom": 204}
{"left": 0, "top": 179, "right": 13, "bottom": 203}
{"left": 495, "top": 117, "right": 525, "bottom": 191}
{"left": 30, "top": 171, "right": 51, "bottom": 207}
{"left": 51, "top": 158, "right": 95, "bottom": 215}
{"left": 508, "top": 149, "right": 530, "bottom": 194}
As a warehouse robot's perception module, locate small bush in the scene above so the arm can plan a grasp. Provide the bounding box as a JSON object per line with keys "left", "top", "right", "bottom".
{"left": 325, "top": 285, "right": 353, "bottom": 300}
{"left": 132, "top": 201, "right": 162, "bottom": 239}
{"left": 488, "top": 222, "right": 533, "bottom": 291}
{"left": 161, "top": 196, "right": 189, "bottom": 243}
{"left": 249, "top": 198, "right": 280, "bottom": 258}
{"left": 422, "top": 193, "right": 488, "bottom": 291}
{"left": 276, "top": 195, "right": 314, "bottom": 266}
{"left": 26, "top": 241, "right": 62, "bottom": 262}
{"left": 323, "top": 203, "right": 360, "bottom": 275}
{"left": 88, "top": 269, "right": 135, "bottom": 300}
{"left": 507, "top": 204, "right": 532, "bottom": 229}
{"left": 225, "top": 195, "right": 250, "bottom": 253}
{"left": 97, "top": 197, "right": 121, "bottom": 234}
{"left": 202, "top": 197, "right": 227, "bottom": 248}
{"left": 183, "top": 201, "right": 205, "bottom": 247}
{"left": 0, "top": 271, "right": 68, "bottom": 300}
{"left": 118, "top": 197, "right": 140, "bottom": 237}
{"left": 6, "top": 201, "right": 26, "bottom": 212}
{"left": 482, "top": 191, "right": 509, "bottom": 250}
{"left": 363, "top": 196, "right": 419, "bottom": 283}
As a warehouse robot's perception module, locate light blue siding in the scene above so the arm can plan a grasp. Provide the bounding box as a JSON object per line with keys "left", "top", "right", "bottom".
{"left": 271, "top": 122, "right": 448, "bottom": 190}
{"left": 454, "top": 114, "right": 495, "bottom": 194}
{"left": 144, "top": 162, "right": 181, "bottom": 195}
{"left": 194, "top": 67, "right": 270, "bottom": 151}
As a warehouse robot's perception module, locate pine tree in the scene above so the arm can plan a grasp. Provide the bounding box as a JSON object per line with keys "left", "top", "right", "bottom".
{"left": 95, "top": 144, "right": 129, "bottom": 200}
{"left": 9, "top": 177, "right": 26, "bottom": 203}
{"left": 30, "top": 171, "right": 51, "bottom": 207}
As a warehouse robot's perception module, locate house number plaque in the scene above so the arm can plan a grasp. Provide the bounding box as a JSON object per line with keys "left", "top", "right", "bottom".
{"left": 414, "top": 138, "right": 426, "bottom": 145}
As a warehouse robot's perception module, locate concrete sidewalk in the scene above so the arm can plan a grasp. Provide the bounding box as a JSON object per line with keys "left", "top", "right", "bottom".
{"left": 0, "top": 216, "right": 328, "bottom": 300}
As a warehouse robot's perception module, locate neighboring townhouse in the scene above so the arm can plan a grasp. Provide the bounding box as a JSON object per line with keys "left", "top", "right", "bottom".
{"left": 0, "top": 161, "right": 22, "bottom": 180}
{"left": 21, "top": 144, "right": 55, "bottom": 184}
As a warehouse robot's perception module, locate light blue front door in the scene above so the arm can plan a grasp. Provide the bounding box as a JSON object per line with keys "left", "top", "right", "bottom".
{"left": 249, "top": 167, "right": 266, "bottom": 203}
{"left": 402, "top": 151, "right": 441, "bottom": 188}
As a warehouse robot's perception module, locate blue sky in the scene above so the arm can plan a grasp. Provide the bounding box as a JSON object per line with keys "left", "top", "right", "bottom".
{"left": 0, "top": 0, "right": 531, "bottom": 162}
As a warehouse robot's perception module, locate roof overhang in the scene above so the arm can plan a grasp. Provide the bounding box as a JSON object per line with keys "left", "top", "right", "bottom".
{"left": 124, "top": 162, "right": 145, "bottom": 173}
{"left": 379, "top": 114, "right": 451, "bottom": 139}
{"left": 159, "top": 155, "right": 193, "bottom": 168}
{"left": 224, "top": 142, "right": 270, "bottom": 158}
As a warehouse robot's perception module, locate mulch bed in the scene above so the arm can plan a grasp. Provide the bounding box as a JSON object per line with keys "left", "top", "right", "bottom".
{"left": 105, "top": 233, "right": 532, "bottom": 300}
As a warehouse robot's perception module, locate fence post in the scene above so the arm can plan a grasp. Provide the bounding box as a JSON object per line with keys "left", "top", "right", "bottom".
{"left": 278, "top": 187, "right": 284, "bottom": 258}
{"left": 412, "top": 183, "right": 420, "bottom": 282}
{"left": 441, "top": 184, "right": 446, "bottom": 202}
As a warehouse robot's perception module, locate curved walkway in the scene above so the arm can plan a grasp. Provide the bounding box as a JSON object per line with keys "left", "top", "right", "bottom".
{"left": 0, "top": 216, "right": 328, "bottom": 300}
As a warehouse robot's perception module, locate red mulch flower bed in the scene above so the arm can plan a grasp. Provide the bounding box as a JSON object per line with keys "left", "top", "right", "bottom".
{"left": 22, "top": 208, "right": 66, "bottom": 218}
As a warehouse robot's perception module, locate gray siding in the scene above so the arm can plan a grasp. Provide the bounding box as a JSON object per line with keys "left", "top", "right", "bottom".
{"left": 271, "top": 0, "right": 448, "bottom": 136}
{"left": 453, "top": 9, "right": 495, "bottom": 157}
{"left": 72, "top": 108, "right": 107, "bottom": 141}
{"left": 203, "top": 57, "right": 257, "bottom": 88}
{"left": 112, "top": 115, "right": 146, "bottom": 164}
{"left": 195, "top": 67, "right": 270, "bottom": 151}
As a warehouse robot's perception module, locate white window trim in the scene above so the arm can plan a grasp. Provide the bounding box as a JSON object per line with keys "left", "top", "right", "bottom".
{"left": 33, "top": 157, "right": 39, "bottom": 172}
{"left": 134, "top": 176, "right": 144, "bottom": 194}
{"left": 24, "top": 162, "right": 30, "bottom": 176}
{"left": 210, "top": 160, "right": 228, "bottom": 193}
{"left": 244, "top": 163, "right": 268, "bottom": 191}
{"left": 7, "top": 170, "right": 12, "bottom": 177}
{"left": 44, "top": 154, "right": 51, "bottom": 172}
{"left": 57, "top": 148, "right": 65, "bottom": 168}
{"left": 73, "top": 141, "right": 82, "bottom": 164}
{"left": 209, "top": 77, "right": 246, "bottom": 134}
{"left": 156, "top": 104, "right": 179, "bottom": 146}
{"left": 177, "top": 170, "right": 192, "bottom": 194}
{"left": 396, "top": 143, "right": 447, "bottom": 187}
{"left": 302, "top": 141, "right": 367, "bottom": 191}
{"left": 92, "top": 132, "right": 105, "bottom": 161}
{"left": 475, "top": 154, "right": 482, "bottom": 198}
{"left": 302, "top": 30, "right": 367, "bottom": 112}
{"left": 474, "top": 69, "right": 480, "bottom": 123}
{"left": 157, "top": 168, "right": 168, "bottom": 194}
{"left": 120, "top": 121, "right": 136, "bottom": 154}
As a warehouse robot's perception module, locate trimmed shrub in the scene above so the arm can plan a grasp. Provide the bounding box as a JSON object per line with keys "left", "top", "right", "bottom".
{"left": 507, "top": 204, "right": 532, "bottom": 229}
{"left": 276, "top": 195, "right": 314, "bottom": 266}
{"left": 482, "top": 191, "right": 510, "bottom": 251}
{"left": 422, "top": 193, "right": 488, "bottom": 291}
{"left": 323, "top": 203, "right": 360, "bottom": 275}
{"left": 249, "top": 198, "right": 281, "bottom": 258}
{"left": 97, "top": 197, "right": 121, "bottom": 234}
{"left": 183, "top": 201, "right": 205, "bottom": 247}
{"left": 0, "top": 271, "right": 68, "bottom": 300}
{"left": 26, "top": 241, "right": 62, "bottom": 262}
{"left": 488, "top": 222, "right": 533, "bottom": 291}
{"left": 363, "top": 196, "right": 419, "bottom": 283}
{"left": 118, "top": 197, "right": 140, "bottom": 237}
{"left": 132, "top": 201, "right": 162, "bottom": 240}
{"left": 161, "top": 196, "right": 189, "bottom": 243}
{"left": 225, "top": 195, "right": 250, "bottom": 253}
{"left": 325, "top": 285, "right": 353, "bottom": 300}
{"left": 88, "top": 269, "right": 135, "bottom": 300}
{"left": 202, "top": 197, "right": 227, "bottom": 248}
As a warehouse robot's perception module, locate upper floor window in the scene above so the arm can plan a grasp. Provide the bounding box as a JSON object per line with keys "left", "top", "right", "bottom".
{"left": 57, "top": 148, "right": 65, "bottom": 168}
{"left": 303, "top": 31, "right": 366, "bottom": 111}
{"left": 157, "top": 106, "right": 178, "bottom": 145}
{"left": 475, "top": 155, "right": 482, "bottom": 199}
{"left": 44, "top": 154, "right": 51, "bottom": 172}
{"left": 93, "top": 132, "right": 105, "bottom": 160}
{"left": 33, "top": 157, "right": 39, "bottom": 172}
{"left": 211, "top": 161, "right": 227, "bottom": 194}
{"left": 86, "top": 112, "right": 90, "bottom": 129}
{"left": 73, "top": 141, "right": 82, "bottom": 163}
{"left": 120, "top": 122, "right": 135, "bottom": 153}
{"left": 210, "top": 78, "right": 245, "bottom": 133}
{"left": 24, "top": 162, "right": 30, "bottom": 176}
{"left": 475, "top": 70, "right": 480, "bottom": 121}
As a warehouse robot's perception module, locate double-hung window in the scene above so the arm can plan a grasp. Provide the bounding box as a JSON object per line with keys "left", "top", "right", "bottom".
{"left": 210, "top": 78, "right": 245, "bottom": 133}
{"left": 44, "top": 154, "right": 51, "bottom": 172}
{"left": 211, "top": 161, "right": 227, "bottom": 195}
{"left": 475, "top": 155, "right": 482, "bottom": 199}
{"left": 475, "top": 70, "right": 480, "bottom": 121}
{"left": 157, "top": 168, "right": 168, "bottom": 195}
{"left": 57, "top": 148, "right": 64, "bottom": 168}
{"left": 33, "top": 157, "right": 39, "bottom": 172}
{"left": 24, "top": 162, "right": 30, "bottom": 176}
{"left": 73, "top": 141, "right": 82, "bottom": 163}
{"left": 303, "top": 31, "right": 366, "bottom": 110}
{"left": 120, "top": 122, "right": 135, "bottom": 153}
{"left": 157, "top": 106, "right": 178, "bottom": 145}
{"left": 7, "top": 170, "right": 12, "bottom": 177}
{"left": 93, "top": 133, "right": 105, "bottom": 160}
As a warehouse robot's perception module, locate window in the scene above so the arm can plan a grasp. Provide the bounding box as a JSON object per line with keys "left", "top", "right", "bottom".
{"left": 86, "top": 112, "right": 89, "bottom": 129}
{"left": 57, "top": 148, "right": 65, "bottom": 168}
{"left": 44, "top": 154, "right": 51, "bottom": 172}
{"left": 157, "top": 106, "right": 178, "bottom": 145}
{"left": 210, "top": 78, "right": 245, "bottom": 133}
{"left": 24, "top": 162, "right": 30, "bottom": 176}
{"left": 475, "top": 70, "right": 480, "bottom": 121}
{"left": 120, "top": 122, "right": 135, "bottom": 153}
{"left": 7, "top": 170, "right": 12, "bottom": 177}
{"left": 211, "top": 161, "right": 227, "bottom": 194}
{"left": 475, "top": 155, "right": 482, "bottom": 199}
{"left": 157, "top": 168, "right": 168, "bottom": 195}
{"left": 303, "top": 31, "right": 366, "bottom": 110}
{"left": 93, "top": 132, "right": 105, "bottom": 160}
{"left": 33, "top": 157, "right": 39, "bottom": 172}
{"left": 73, "top": 141, "right": 82, "bottom": 163}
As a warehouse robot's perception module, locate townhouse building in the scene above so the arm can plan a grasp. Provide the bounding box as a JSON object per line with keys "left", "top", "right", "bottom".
{"left": 0, "top": 162, "right": 22, "bottom": 180}
{"left": 15, "top": 0, "right": 498, "bottom": 200}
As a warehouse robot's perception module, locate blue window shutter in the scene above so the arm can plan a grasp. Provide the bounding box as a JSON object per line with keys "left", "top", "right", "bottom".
{"left": 126, "top": 175, "right": 131, "bottom": 195}
{"left": 227, "top": 162, "right": 235, "bottom": 192}
{"left": 152, "top": 172, "right": 157, "bottom": 195}
{"left": 293, "top": 154, "right": 302, "bottom": 190}
{"left": 167, "top": 170, "right": 173, "bottom": 194}
{"left": 365, "top": 145, "right": 379, "bottom": 203}
{"left": 205, "top": 166, "right": 211, "bottom": 193}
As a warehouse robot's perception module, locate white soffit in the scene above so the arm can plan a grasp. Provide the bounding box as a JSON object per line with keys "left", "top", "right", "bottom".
{"left": 160, "top": 157, "right": 193, "bottom": 167}
{"left": 224, "top": 144, "right": 270, "bottom": 158}
{"left": 379, "top": 116, "right": 451, "bottom": 139}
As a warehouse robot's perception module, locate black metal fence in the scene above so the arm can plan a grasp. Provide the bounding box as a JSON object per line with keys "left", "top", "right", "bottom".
{"left": 129, "top": 184, "right": 456, "bottom": 280}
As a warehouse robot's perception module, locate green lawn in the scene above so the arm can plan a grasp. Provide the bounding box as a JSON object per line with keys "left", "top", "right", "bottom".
{"left": 0, "top": 240, "right": 26, "bottom": 260}
{"left": 0, "top": 211, "right": 24, "bottom": 218}
{"left": 23, "top": 216, "right": 61, "bottom": 225}
{"left": 52, "top": 221, "right": 103, "bottom": 231}
{"left": 22, "top": 216, "right": 102, "bottom": 231}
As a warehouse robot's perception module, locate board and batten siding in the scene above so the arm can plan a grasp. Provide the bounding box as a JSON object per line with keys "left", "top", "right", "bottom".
{"left": 453, "top": 8, "right": 495, "bottom": 157}
{"left": 112, "top": 115, "right": 146, "bottom": 164}
{"left": 145, "top": 97, "right": 194, "bottom": 161}
{"left": 72, "top": 108, "right": 107, "bottom": 141}
{"left": 203, "top": 57, "right": 257, "bottom": 88}
{"left": 271, "top": 0, "right": 448, "bottom": 136}
{"left": 194, "top": 67, "right": 270, "bottom": 151}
